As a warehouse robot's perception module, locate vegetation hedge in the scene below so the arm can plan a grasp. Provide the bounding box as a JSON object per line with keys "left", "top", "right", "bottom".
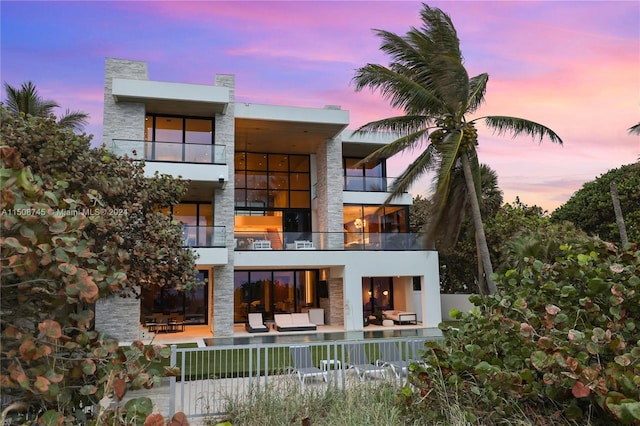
{"left": 406, "top": 239, "right": 640, "bottom": 425}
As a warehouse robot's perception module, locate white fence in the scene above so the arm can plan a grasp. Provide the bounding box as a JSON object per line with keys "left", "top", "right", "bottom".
{"left": 168, "top": 337, "right": 433, "bottom": 420}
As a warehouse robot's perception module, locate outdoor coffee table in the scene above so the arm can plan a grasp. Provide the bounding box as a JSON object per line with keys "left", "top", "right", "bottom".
{"left": 320, "top": 359, "right": 342, "bottom": 371}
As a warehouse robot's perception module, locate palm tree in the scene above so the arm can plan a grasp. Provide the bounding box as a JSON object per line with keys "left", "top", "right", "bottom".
{"left": 352, "top": 4, "right": 562, "bottom": 294}
{"left": 428, "top": 163, "right": 502, "bottom": 294}
{"left": 3, "top": 81, "right": 89, "bottom": 131}
{"left": 427, "top": 163, "right": 502, "bottom": 251}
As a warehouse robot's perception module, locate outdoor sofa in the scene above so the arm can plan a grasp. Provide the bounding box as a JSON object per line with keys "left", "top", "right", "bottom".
{"left": 382, "top": 310, "right": 417, "bottom": 325}
{"left": 274, "top": 313, "right": 317, "bottom": 332}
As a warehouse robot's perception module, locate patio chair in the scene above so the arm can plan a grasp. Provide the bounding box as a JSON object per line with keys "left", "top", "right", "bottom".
{"left": 289, "top": 345, "right": 328, "bottom": 387}
{"left": 346, "top": 344, "right": 386, "bottom": 381}
{"left": 378, "top": 341, "right": 421, "bottom": 378}
{"left": 245, "top": 313, "right": 269, "bottom": 333}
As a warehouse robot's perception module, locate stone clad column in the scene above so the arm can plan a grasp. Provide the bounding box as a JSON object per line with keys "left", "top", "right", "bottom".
{"left": 96, "top": 59, "right": 149, "bottom": 342}
{"left": 212, "top": 74, "right": 235, "bottom": 337}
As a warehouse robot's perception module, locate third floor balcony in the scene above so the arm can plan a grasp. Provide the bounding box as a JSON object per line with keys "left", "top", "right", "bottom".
{"left": 343, "top": 176, "right": 408, "bottom": 193}
{"left": 112, "top": 139, "right": 226, "bottom": 165}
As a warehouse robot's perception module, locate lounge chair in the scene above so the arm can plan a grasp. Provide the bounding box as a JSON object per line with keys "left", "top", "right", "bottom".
{"left": 378, "top": 341, "right": 422, "bottom": 378}
{"left": 289, "top": 345, "right": 328, "bottom": 387}
{"left": 245, "top": 313, "right": 269, "bottom": 333}
{"left": 346, "top": 344, "right": 386, "bottom": 381}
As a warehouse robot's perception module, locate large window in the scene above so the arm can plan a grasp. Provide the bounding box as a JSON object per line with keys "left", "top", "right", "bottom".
{"left": 140, "top": 270, "right": 208, "bottom": 325}
{"left": 362, "top": 277, "right": 393, "bottom": 318}
{"left": 159, "top": 202, "right": 212, "bottom": 246}
{"left": 234, "top": 153, "right": 312, "bottom": 248}
{"left": 343, "top": 157, "right": 386, "bottom": 191}
{"left": 344, "top": 205, "right": 409, "bottom": 249}
{"left": 234, "top": 270, "right": 318, "bottom": 322}
{"left": 235, "top": 153, "right": 310, "bottom": 209}
{"left": 145, "top": 114, "right": 214, "bottom": 163}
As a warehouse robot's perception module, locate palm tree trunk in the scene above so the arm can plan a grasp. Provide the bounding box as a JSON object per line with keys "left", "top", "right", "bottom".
{"left": 460, "top": 154, "right": 496, "bottom": 294}
{"left": 475, "top": 232, "right": 488, "bottom": 295}
{"left": 610, "top": 181, "right": 628, "bottom": 246}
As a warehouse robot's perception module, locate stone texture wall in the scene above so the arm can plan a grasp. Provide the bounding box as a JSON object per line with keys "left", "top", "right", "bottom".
{"left": 95, "top": 59, "right": 149, "bottom": 342}
{"left": 102, "top": 58, "right": 147, "bottom": 150}
{"left": 95, "top": 294, "right": 141, "bottom": 343}
{"left": 315, "top": 135, "right": 344, "bottom": 248}
{"left": 320, "top": 278, "right": 344, "bottom": 326}
{"left": 212, "top": 74, "right": 236, "bottom": 337}
{"left": 315, "top": 135, "right": 345, "bottom": 325}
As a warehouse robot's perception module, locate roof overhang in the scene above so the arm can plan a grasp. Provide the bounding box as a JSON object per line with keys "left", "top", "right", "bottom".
{"left": 340, "top": 129, "right": 403, "bottom": 158}
{"left": 235, "top": 103, "right": 350, "bottom": 154}
{"left": 112, "top": 78, "right": 230, "bottom": 116}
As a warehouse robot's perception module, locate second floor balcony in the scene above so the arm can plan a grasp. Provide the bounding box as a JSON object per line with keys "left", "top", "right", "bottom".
{"left": 343, "top": 176, "right": 408, "bottom": 193}
{"left": 181, "top": 227, "right": 429, "bottom": 251}
{"left": 183, "top": 225, "right": 226, "bottom": 248}
{"left": 233, "top": 231, "right": 428, "bottom": 251}
{"left": 112, "top": 139, "right": 226, "bottom": 165}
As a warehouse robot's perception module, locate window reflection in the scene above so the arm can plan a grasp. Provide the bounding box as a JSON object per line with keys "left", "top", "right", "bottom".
{"left": 234, "top": 270, "right": 318, "bottom": 323}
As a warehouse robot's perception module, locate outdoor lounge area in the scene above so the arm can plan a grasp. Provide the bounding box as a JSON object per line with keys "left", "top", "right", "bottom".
{"left": 274, "top": 313, "right": 317, "bottom": 332}
{"left": 139, "top": 320, "right": 439, "bottom": 348}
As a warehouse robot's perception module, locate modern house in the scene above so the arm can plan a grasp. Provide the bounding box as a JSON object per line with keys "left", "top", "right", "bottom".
{"left": 96, "top": 58, "right": 441, "bottom": 342}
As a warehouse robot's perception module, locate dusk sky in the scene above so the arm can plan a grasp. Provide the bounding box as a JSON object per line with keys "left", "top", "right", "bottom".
{"left": 2, "top": 1, "right": 638, "bottom": 212}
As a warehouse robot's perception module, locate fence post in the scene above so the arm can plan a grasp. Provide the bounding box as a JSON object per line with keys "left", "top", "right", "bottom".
{"left": 169, "top": 344, "right": 177, "bottom": 418}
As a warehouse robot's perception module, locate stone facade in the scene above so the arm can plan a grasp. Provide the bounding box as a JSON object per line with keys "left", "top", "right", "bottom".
{"left": 102, "top": 58, "right": 147, "bottom": 150}
{"left": 315, "top": 135, "right": 344, "bottom": 249}
{"left": 213, "top": 74, "right": 236, "bottom": 336}
{"left": 94, "top": 59, "right": 148, "bottom": 342}
{"left": 322, "top": 278, "right": 344, "bottom": 326}
{"left": 95, "top": 292, "right": 142, "bottom": 343}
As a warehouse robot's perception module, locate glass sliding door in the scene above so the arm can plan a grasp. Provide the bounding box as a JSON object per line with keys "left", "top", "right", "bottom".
{"left": 234, "top": 269, "right": 318, "bottom": 323}
{"left": 140, "top": 269, "right": 208, "bottom": 325}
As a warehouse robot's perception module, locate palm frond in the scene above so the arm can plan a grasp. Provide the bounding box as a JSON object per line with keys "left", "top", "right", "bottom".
{"left": 416, "top": 5, "right": 462, "bottom": 61}
{"left": 354, "top": 114, "right": 432, "bottom": 135}
{"left": 476, "top": 116, "right": 563, "bottom": 144}
{"left": 353, "top": 63, "right": 448, "bottom": 115}
{"left": 432, "top": 129, "right": 465, "bottom": 210}
{"left": 57, "top": 109, "right": 90, "bottom": 131}
{"left": 466, "top": 73, "right": 489, "bottom": 114}
{"left": 628, "top": 122, "right": 640, "bottom": 135}
{"left": 425, "top": 163, "right": 468, "bottom": 249}
{"left": 383, "top": 143, "right": 440, "bottom": 204}
{"left": 479, "top": 163, "right": 503, "bottom": 216}
{"left": 356, "top": 128, "right": 430, "bottom": 166}
{"left": 356, "top": 6, "right": 470, "bottom": 116}
{"left": 3, "top": 81, "right": 59, "bottom": 117}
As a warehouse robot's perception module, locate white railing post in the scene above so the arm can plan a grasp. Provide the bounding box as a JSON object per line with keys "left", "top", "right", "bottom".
{"left": 169, "top": 344, "right": 177, "bottom": 418}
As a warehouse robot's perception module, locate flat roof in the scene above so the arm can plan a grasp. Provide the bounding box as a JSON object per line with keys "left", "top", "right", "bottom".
{"left": 112, "top": 78, "right": 230, "bottom": 115}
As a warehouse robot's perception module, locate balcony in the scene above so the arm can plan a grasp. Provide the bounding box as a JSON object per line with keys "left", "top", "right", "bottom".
{"left": 111, "top": 139, "right": 226, "bottom": 165}
{"left": 343, "top": 176, "right": 412, "bottom": 192}
{"left": 182, "top": 226, "right": 226, "bottom": 248}
{"left": 233, "top": 231, "right": 428, "bottom": 251}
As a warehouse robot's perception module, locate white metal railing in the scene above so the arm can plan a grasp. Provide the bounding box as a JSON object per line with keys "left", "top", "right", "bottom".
{"left": 233, "top": 231, "right": 428, "bottom": 251}
{"left": 182, "top": 225, "right": 226, "bottom": 247}
{"left": 168, "top": 337, "right": 432, "bottom": 419}
{"left": 111, "top": 139, "right": 226, "bottom": 164}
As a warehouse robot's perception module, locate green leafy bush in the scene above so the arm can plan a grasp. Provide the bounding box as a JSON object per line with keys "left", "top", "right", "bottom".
{"left": 407, "top": 239, "right": 640, "bottom": 424}
{"left": 0, "top": 107, "right": 195, "bottom": 423}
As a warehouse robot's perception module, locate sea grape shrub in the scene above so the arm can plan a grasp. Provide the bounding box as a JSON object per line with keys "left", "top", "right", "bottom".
{"left": 0, "top": 146, "right": 177, "bottom": 424}
{"left": 0, "top": 109, "right": 194, "bottom": 424}
{"left": 408, "top": 239, "right": 640, "bottom": 425}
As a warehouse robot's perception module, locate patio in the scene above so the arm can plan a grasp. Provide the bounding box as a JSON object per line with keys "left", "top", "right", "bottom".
{"left": 140, "top": 322, "right": 441, "bottom": 347}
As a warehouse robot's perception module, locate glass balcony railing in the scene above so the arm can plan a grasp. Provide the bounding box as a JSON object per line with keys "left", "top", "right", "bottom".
{"left": 233, "top": 231, "right": 428, "bottom": 251}
{"left": 112, "top": 139, "right": 226, "bottom": 164}
{"left": 343, "top": 176, "right": 408, "bottom": 192}
{"left": 183, "top": 226, "right": 226, "bottom": 248}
